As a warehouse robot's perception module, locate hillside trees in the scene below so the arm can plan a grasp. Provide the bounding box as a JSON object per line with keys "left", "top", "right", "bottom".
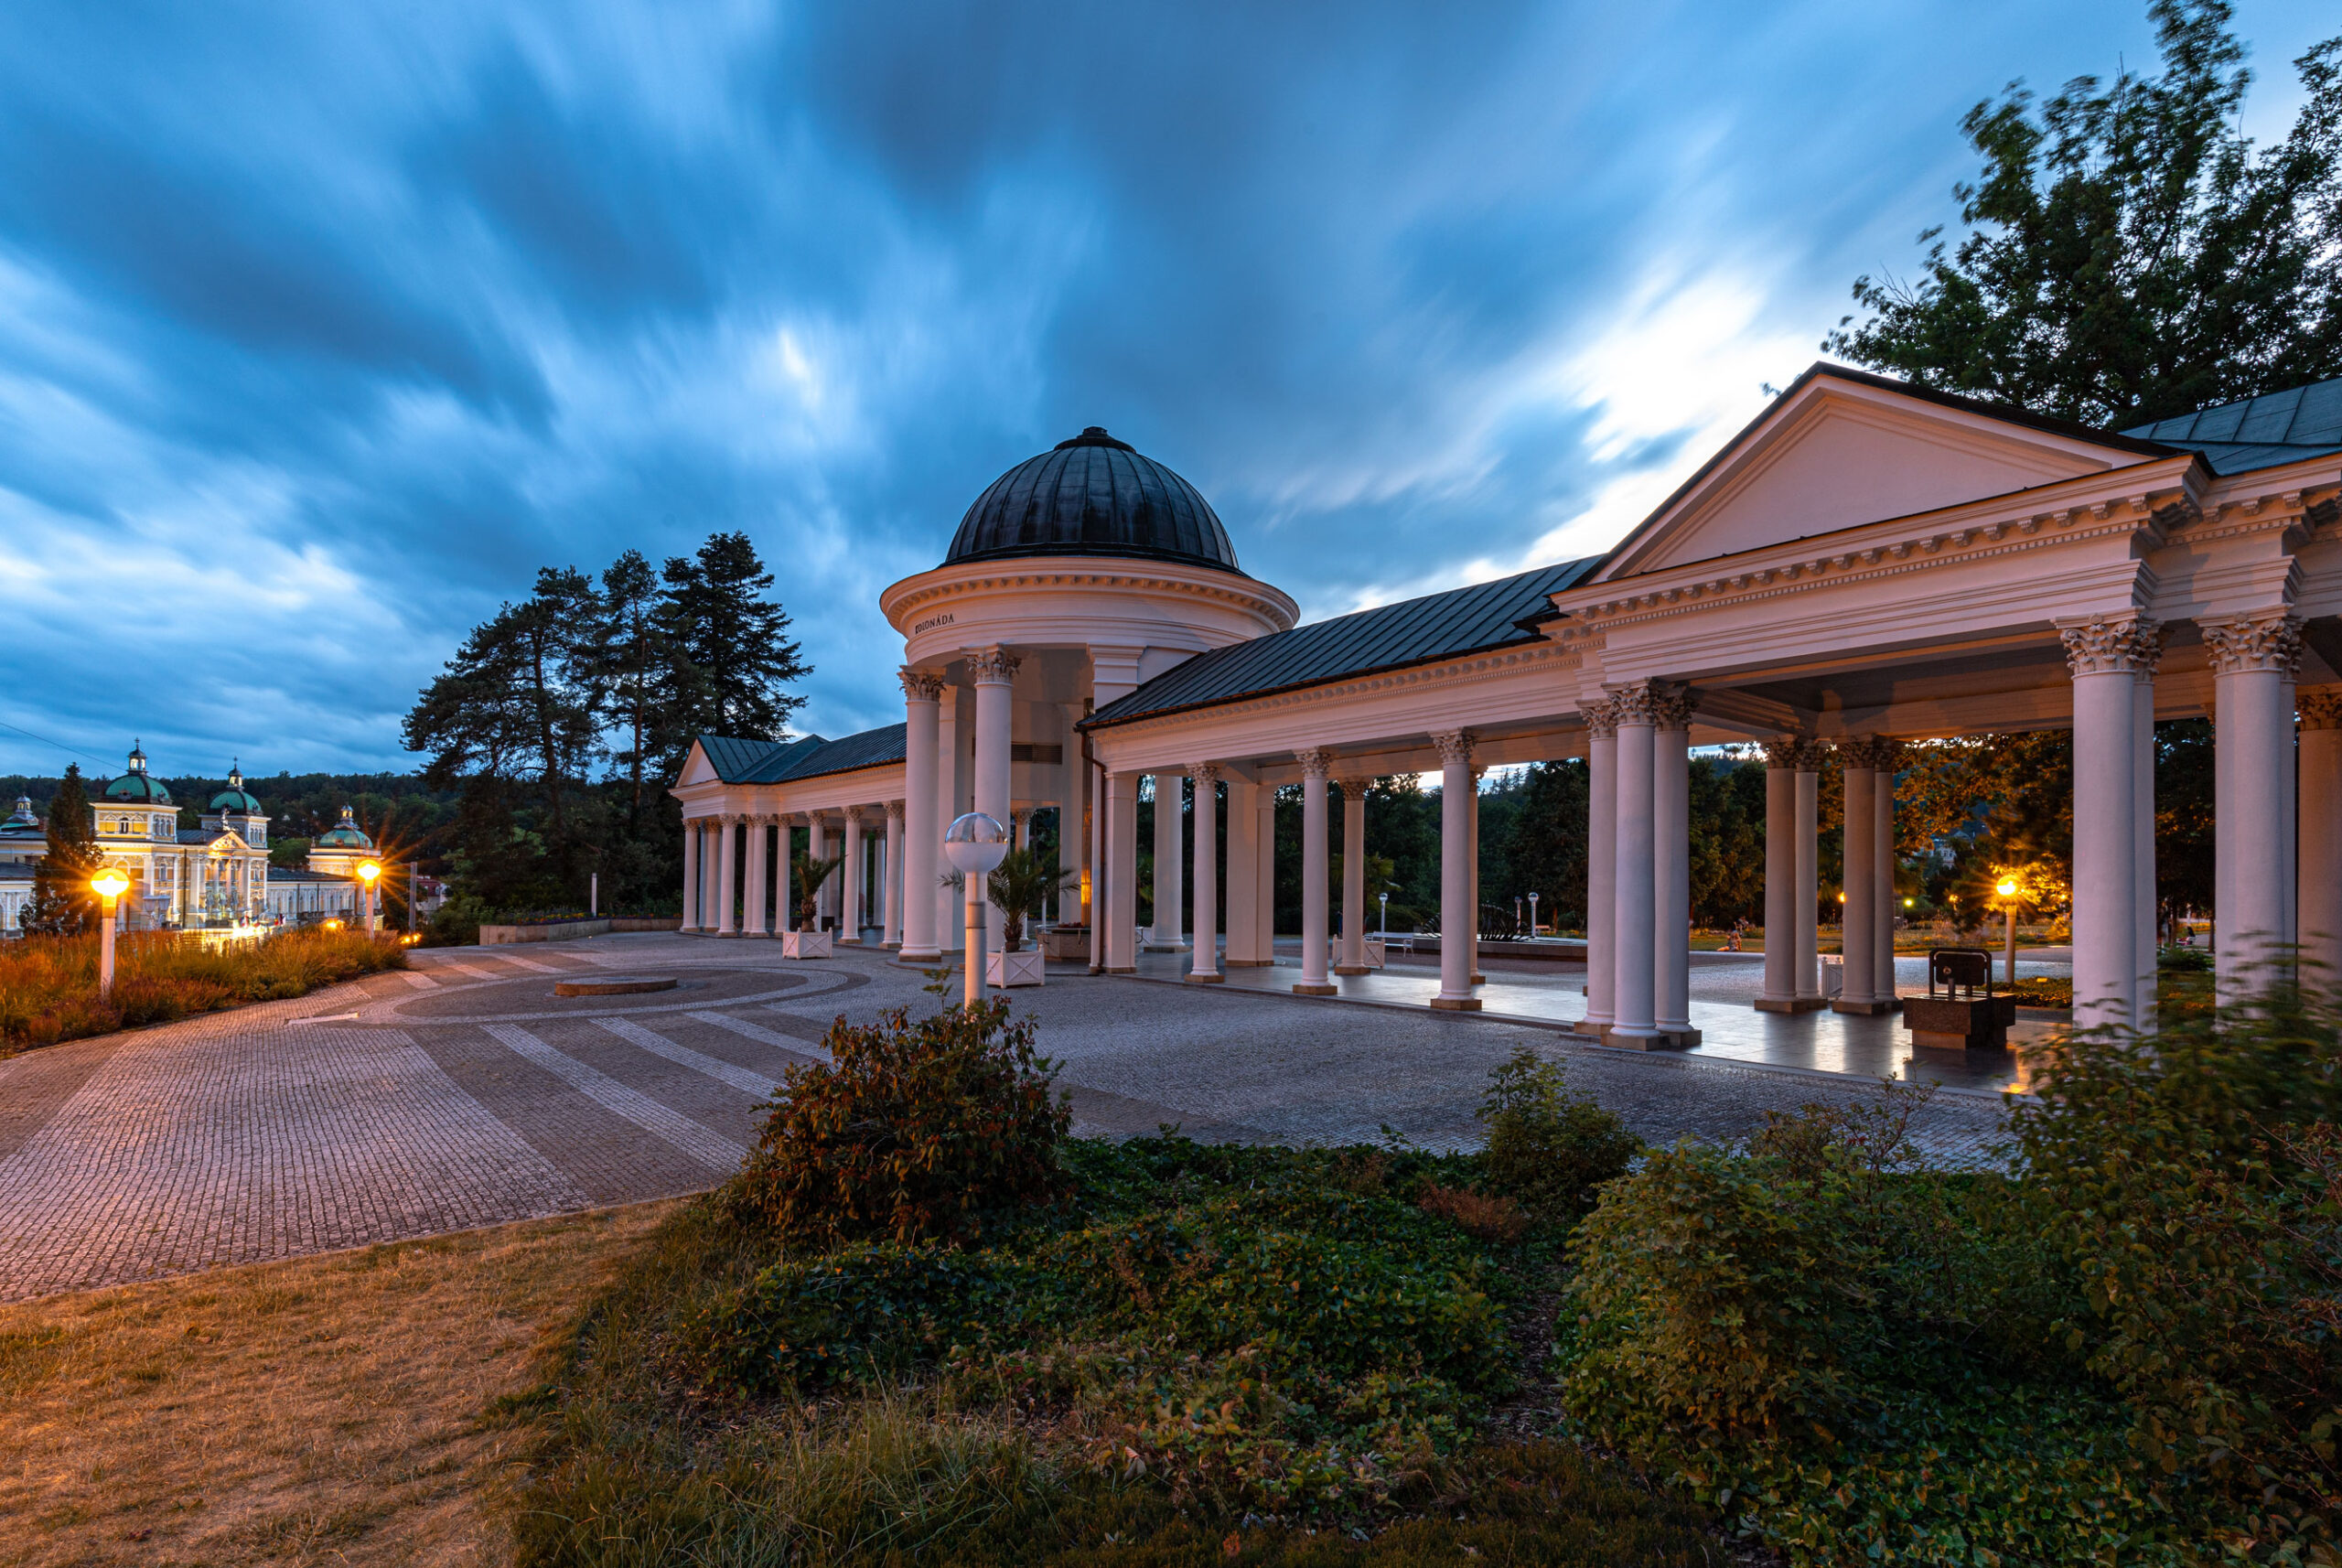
{"left": 22, "top": 765, "right": 98, "bottom": 936}
{"left": 403, "top": 532, "right": 810, "bottom": 912}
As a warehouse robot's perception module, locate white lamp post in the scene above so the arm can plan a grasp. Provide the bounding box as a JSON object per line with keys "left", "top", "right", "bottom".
{"left": 358, "top": 860, "right": 381, "bottom": 937}
{"left": 1378, "top": 891, "right": 1389, "bottom": 943}
{"left": 943, "top": 811, "right": 1009, "bottom": 1007}
{"left": 1995, "top": 876, "right": 2019, "bottom": 986}
{"left": 1528, "top": 892, "right": 1540, "bottom": 940}
{"left": 91, "top": 866, "right": 129, "bottom": 997}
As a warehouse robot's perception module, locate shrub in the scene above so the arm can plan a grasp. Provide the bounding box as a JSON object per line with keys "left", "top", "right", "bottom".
{"left": 1475, "top": 1048, "right": 1638, "bottom": 1219}
{"left": 1416, "top": 1184, "right": 1526, "bottom": 1242}
{"left": 724, "top": 1000, "right": 1071, "bottom": 1245}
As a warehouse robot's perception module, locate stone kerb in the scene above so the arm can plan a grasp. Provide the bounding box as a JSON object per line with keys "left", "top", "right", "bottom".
{"left": 479, "top": 918, "right": 682, "bottom": 944}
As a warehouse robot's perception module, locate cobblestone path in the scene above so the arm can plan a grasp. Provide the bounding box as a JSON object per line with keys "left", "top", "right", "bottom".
{"left": 0, "top": 935, "right": 2012, "bottom": 1301}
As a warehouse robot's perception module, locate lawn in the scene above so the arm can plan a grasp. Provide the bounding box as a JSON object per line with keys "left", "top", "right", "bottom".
{"left": 0, "top": 925, "right": 410, "bottom": 1054}
{"left": 0, "top": 1201, "right": 677, "bottom": 1565}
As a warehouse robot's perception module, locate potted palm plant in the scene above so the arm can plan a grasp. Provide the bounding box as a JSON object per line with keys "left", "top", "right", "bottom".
{"left": 783, "top": 849, "right": 843, "bottom": 959}
{"left": 984, "top": 846, "right": 1073, "bottom": 987}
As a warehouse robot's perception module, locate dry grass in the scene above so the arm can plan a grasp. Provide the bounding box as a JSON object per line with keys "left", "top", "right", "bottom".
{"left": 0, "top": 927, "right": 409, "bottom": 1053}
{"left": 0, "top": 1199, "right": 677, "bottom": 1567}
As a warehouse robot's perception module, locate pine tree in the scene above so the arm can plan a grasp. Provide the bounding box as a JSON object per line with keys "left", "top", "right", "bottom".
{"left": 655, "top": 532, "right": 809, "bottom": 764}
{"left": 591, "top": 549, "right": 672, "bottom": 825}
{"left": 24, "top": 765, "right": 99, "bottom": 936}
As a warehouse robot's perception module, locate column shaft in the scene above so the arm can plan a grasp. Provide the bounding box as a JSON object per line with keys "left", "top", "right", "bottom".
{"left": 899, "top": 672, "right": 942, "bottom": 959}
{"left": 840, "top": 811, "right": 865, "bottom": 941}
{"left": 1189, "top": 765, "right": 1221, "bottom": 982}
{"left": 1654, "top": 702, "right": 1692, "bottom": 1034}
{"left": 1839, "top": 762, "right": 1877, "bottom": 1010}
{"left": 1150, "top": 774, "right": 1187, "bottom": 949}
{"left": 1874, "top": 750, "right": 1897, "bottom": 1005}
{"left": 2135, "top": 673, "right": 2159, "bottom": 992}
{"left": 715, "top": 818, "right": 738, "bottom": 936}
{"left": 1759, "top": 742, "right": 1799, "bottom": 1009}
{"left": 681, "top": 819, "right": 702, "bottom": 932}
{"left": 1584, "top": 704, "right": 1617, "bottom": 1031}
{"left": 745, "top": 817, "right": 769, "bottom": 937}
{"left": 1794, "top": 759, "right": 1819, "bottom": 1001}
{"left": 2073, "top": 671, "right": 2138, "bottom": 1026}
{"left": 1610, "top": 702, "right": 1659, "bottom": 1039}
{"left": 1296, "top": 753, "right": 1334, "bottom": 993}
{"left": 1105, "top": 771, "right": 1139, "bottom": 972}
{"left": 1337, "top": 782, "right": 1369, "bottom": 973}
{"left": 2299, "top": 691, "right": 2342, "bottom": 982}
{"left": 1225, "top": 775, "right": 1263, "bottom": 964}
{"left": 1432, "top": 733, "right": 1479, "bottom": 1008}
{"left": 885, "top": 804, "right": 905, "bottom": 947}
{"left": 1466, "top": 773, "right": 1483, "bottom": 984}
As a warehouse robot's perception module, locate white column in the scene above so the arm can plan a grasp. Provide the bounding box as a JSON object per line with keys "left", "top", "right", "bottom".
{"left": 1609, "top": 691, "right": 1660, "bottom": 1041}
{"left": 1337, "top": 776, "right": 1370, "bottom": 973}
{"left": 714, "top": 815, "right": 738, "bottom": 936}
{"left": 1467, "top": 767, "right": 1485, "bottom": 984}
{"left": 884, "top": 800, "right": 906, "bottom": 948}
{"left": 1873, "top": 746, "right": 1898, "bottom": 1005}
{"left": 2206, "top": 613, "right": 2304, "bottom": 996}
{"left": 2301, "top": 689, "right": 2342, "bottom": 985}
{"left": 1295, "top": 750, "right": 1335, "bottom": 993}
{"left": 1104, "top": 770, "right": 1139, "bottom": 972}
{"left": 1256, "top": 786, "right": 1277, "bottom": 960}
{"left": 1838, "top": 749, "right": 1877, "bottom": 1011}
{"left": 2060, "top": 614, "right": 2152, "bottom": 1028}
{"left": 839, "top": 809, "right": 865, "bottom": 941}
{"left": 1758, "top": 738, "right": 1801, "bottom": 1011}
{"left": 2134, "top": 663, "right": 2159, "bottom": 990}
{"left": 1431, "top": 731, "right": 1480, "bottom": 1009}
{"left": 1149, "top": 773, "right": 1187, "bottom": 950}
{"left": 969, "top": 649, "right": 1018, "bottom": 956}
{"left": 744, "top": 815, "right": 769, "bottom": 937}
{"left": 1583, "top": 702, "right": 1617, "bottom": 1033}
{"left": 1225, "top": 773, "right": 1263, "bottom": 964}
{"left": 809, "top": 815, "right": 832, "bottom": 929}
{"left": 1189, "top": 762, "right": 1222, "bottom": 982}
{"left": 1061, "top": 703, "right": 1091, "bottom": 929}
{"left": 681, "top": 818, "right": 702, "bottom": 932}
{"left": 898, "top": 670, "right": 943, "bottom": 961}
{"left": 1654, "top": 691, "right": 1693, "bottom": 1035}
{"left": 1794, "top": 750, "right": 1820, "bottom": 1003}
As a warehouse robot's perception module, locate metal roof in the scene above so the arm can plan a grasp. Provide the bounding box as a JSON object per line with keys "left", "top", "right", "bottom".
{"left": 1086, "top": 557, "right": 1602, "bottom": 730}
{"left": 693, "top": 725, "right": 908, "bottom": 788}
{"left": 945, "top": 428, "right": 1242, "bottom": 574}
{"left": 2121, "top": 376, "right": 2342, "bottom": 475}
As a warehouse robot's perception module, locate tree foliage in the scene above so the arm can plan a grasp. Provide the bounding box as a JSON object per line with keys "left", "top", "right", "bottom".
{"left": 1829, "top": 0, "right": 2342, "bottom": 426}
{"left": 22, "top": 765, "right": 97, "bottom": 937}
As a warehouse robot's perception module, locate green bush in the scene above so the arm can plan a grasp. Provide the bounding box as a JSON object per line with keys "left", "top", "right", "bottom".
{"left": 723, "top": 1000, "right": 1071, "bottom": 1245}
{"left": 1475, "top": 1047, "right": 1639, "bottom": 1219}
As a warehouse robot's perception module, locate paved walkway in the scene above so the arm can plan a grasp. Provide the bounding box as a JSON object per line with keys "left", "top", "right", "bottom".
{"left": 0, "top": 934, "right": 2014, "bottom": 1301}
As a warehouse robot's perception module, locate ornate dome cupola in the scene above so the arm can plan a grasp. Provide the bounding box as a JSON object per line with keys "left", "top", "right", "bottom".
{"left": 944, "top": 427, "right": 1243, "bottom": 574}
{"left": 0, "top": 796, "right": 41, "bottom": 861}
{"left": 203, "top": 761, "right": 267, "bottom": 847}
{"left": 103, "top": 741, "right": 173, "bottom": 805}
{"left": 315, "top": 806, "right": 374, "bottom": 849}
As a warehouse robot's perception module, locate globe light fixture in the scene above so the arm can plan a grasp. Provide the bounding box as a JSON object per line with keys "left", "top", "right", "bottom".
{"left": 90, "top": 866, "right": 131, "bottom": 997}
{"left": 1995, "top": 877, "right": 2018, "bottom": 898}
{"left": 357, "top": 859, "right": 382, "bottom": 936}
{"left": 943, "top": 812, "right": 1009, "bottom": 1005}
{"left": 1993, "top": 877, "right": 2020, "bottom": 984}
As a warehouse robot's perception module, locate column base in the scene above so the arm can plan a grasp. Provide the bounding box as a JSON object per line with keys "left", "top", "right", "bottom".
{"left": 1143, "top": 941, "right": 1191, "bottom": 953}
{"left": 1755, "top": 996, "right": 1828, "bottom": 1013}
{"left": 883, "top": 940, "right": 902, "bottom": 950}
{"left": 1334, "top": 963, "right": 1373, "bottom": 975}
{"left": 1574, "top": 1017, "right": 1613, "bottom": 1037}
{"left": 1293, "top": 982, "right": 1338, "bottom": 995}
{"left": 1429, "top": 994, "right": 1482, "bottom": 1011}
{"left": 838, "top": 936, "right": 862, "bottom": 945}
{"left": 1607, "top": 1026, "right": 1700, "bottom": 1050}
{"left": 1831, "top": 998, "right": 1892, "bottom": 1015}
{"left": 1187, "top": 972, "right": 1226, "bottom": 984}
{"left": 1469, "top": 972, "right": 1487, "bottom": 984}
{"left": 716, "top": 929, "right": 741, "bottom": 939}
{"left": 1105, "top": 964, "right": 1137, "bottom": 974}
{"left": 893, "top": 947, "right": 942, "bottom": 964}
{"left": 1226, "top": 959, "right": 1275, "bottom": 968}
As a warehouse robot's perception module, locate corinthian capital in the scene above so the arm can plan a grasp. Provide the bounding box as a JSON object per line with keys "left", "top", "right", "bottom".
{"left": 965, "top": 647, "right": 1023, "bottom": 685}
{"left": 1582, "top": 697, "right": 1620, "bottom": 739}
{"left": 1839, "top": 736, "right": 1903, "bottom": 771}
{"left": 2301, "top": 687, "right": 2342, "bottom": 732}
{"left": 1649, "top": 686, "right": 1696, "bottom": 732}
{"left": 898, "top": 667, "right": 947, "bottom": 703}
{"left": 2057, "top": 612, "right": 2162, "bottom": 677}
{"left": 1296, "top": 747, "right": 1335, "bottom": 781}
{"left": 1190, "top": 760, "right": 1223, "bottom": 786}
{"left": 1429, "top": 730, "right": 1475, "bottom": 768}
{"left": 2201, "top": 612, "right": 2304, "bottom": 677}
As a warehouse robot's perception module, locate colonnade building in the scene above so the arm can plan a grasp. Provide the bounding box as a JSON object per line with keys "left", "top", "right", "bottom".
{"left": 671, "top": 366, "right": 2342, "bottom": 1033}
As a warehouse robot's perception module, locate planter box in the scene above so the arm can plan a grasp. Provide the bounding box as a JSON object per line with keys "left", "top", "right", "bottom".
{"left": 1039, "top": 926, "right": 1091, "bottom": 962}
{"left": 987, "top": 949, "right": 1046, "bottom": 987}
{"left": 781, "top": 929, "right": 832, "bottom": 960}
{"left": 1904, "top": 993, "right": 2016, "bottom": 1051}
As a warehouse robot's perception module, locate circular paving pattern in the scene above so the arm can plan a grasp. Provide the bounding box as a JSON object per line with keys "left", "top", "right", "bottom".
{"left": 553, "top": 975, "right": 678, "bottom": 996}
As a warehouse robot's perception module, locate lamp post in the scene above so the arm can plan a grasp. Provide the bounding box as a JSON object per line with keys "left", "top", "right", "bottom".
{"left": 1378, "top": 891, "right": 1389, "bottom": 943}
{"left": 91, "top": 867, "right": 129, "bottom": 998}
{"left": 1528, "top": 892, "right": 1540, "bottom": 940}
{"left": 357, "top": 860, "right": 381, "bottom": 937}
{"left": 1995, "top": 876, "right": 2019, "bottom": 986}
{"left": 942, "top": 811, "right": 1009, "bottom": 1008}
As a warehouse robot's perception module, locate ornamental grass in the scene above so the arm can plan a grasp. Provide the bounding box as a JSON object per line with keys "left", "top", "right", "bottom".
{"left": 0, "top": 925, "right": 409, "bottom": 1052}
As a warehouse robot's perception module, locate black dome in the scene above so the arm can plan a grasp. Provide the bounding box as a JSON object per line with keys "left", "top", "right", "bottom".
{"left": 945, "top": 428, "right": 1241, "bottom": 573}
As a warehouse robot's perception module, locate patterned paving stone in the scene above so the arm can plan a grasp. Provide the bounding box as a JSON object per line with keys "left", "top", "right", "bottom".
{"left": 0, "top": 934, "right": 2013, "bottom": 1302}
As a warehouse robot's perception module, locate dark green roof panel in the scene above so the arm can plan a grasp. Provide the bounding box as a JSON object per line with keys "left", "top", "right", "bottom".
{"left": 1088, "top": 557, "right": 1602, "bottom": 729}
{"left": 2121, "top": 376, "right": 2342, "bottom": 474}
{"left": 693, "top": 725, "right": 908, "bottom": 787}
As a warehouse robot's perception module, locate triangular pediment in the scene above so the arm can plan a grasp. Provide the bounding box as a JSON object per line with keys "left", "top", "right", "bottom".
{"left": 1594, "top": 366, "right": 2168, "bottom": 581}
{"left": 674, "top": 741, "right": 720, "bottom": 789}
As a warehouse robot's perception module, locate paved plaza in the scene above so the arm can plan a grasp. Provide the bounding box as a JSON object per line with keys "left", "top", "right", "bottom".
{"left": 0, "top": 933, "right": 2015, "bottom": 1302}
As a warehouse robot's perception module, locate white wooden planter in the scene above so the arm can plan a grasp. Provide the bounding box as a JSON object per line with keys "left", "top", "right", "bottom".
{"left": 782, "top": 929, "right": 832, "bottom": 960}
{"left": 987, "top": 949, "right": 1046, "bottom": 987}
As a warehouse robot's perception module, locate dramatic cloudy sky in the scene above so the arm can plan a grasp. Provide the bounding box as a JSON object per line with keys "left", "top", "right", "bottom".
{"left": 0, "top": 1, "right": 2330, "bottom": 778}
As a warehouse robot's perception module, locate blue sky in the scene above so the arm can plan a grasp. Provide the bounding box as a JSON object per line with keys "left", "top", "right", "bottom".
{"left": 0, "top": 1, "right": 2330, "bottom": 779}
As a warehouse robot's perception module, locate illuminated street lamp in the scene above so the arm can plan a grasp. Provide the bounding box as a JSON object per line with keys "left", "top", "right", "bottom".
{"left": 1994, "top": 876, "right": 2020, "bottom": 986}
{"left": 90, "top": 866, "right": 130, "bottom": 997}
{"left": 357, "top": 859, "right": 382, "bottom": 937}
{"left": 942, "top": 812, "right": 1008, "bottom": 1007}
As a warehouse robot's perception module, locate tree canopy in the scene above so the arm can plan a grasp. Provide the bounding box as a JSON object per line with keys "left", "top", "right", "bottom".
{"left": 1827, "top": 0, "right": 2342, "bottom": 426}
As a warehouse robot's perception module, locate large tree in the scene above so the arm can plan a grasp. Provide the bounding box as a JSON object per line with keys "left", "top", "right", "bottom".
{"left": 655, "top": 532, "right": 808, "bottom": 762}
{"left": 1828, "top": 0, "right": 2342, "bottom": 426}
{"left": 592, "top": 548, "right": 672, "bottom": 824}
{"left": 23, "top": 765, "right": 98, "bottom": 936}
